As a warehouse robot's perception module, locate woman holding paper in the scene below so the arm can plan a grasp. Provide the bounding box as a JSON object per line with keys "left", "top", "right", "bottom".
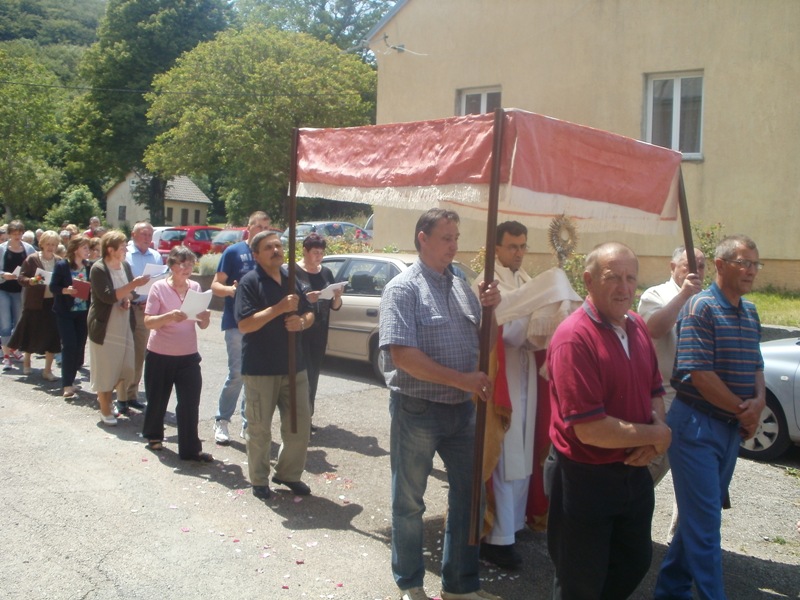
{"left": 51, "top": 235, "right": 92, "bottom": 399}
{"left": 0, "top": 220, "right": 36, "bottom": 371}
{"left": 88, "top": 231, "right": 149, "bottom": 426}
{"left": 9, "top": 230, "right": 61, "bottom": 380}
{"left": 295, "top": 233, "right": 342, "bottom": 423}
{"left": 141, "top": 245, "right": 212, "bottom": 461}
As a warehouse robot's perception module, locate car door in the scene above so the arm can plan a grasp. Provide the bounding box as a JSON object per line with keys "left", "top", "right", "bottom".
{"left": 324, "top": 257, "right": 402, "bottom": 362}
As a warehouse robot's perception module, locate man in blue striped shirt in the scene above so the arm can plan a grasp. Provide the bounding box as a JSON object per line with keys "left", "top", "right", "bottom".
{"left": 656, "top": 234, "right": 765, "bottom": 600}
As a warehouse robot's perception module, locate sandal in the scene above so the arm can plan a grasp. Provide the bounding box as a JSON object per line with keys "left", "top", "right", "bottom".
{"left": 181, "top": 452, "right": 213, "bottom": 463}
{"left": 147, "top": 440, "right": 164, "bottom": 452}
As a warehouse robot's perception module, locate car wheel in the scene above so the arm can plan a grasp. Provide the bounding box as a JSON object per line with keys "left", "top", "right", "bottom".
{"left": 739, "top": 392, "right": 791, "bottom": 461}
{"left": 370, "top": 337, "right": 386, "bottom": 385}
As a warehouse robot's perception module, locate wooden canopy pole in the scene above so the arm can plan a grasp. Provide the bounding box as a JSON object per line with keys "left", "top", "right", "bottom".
{"left": 286, "top": 128, "right": 299, "bottom": 434}
{"left": 469, "top": 108, "right": 504, "bottom": 546}
{"left": 677, "top": 169, "right": 697, "bottom": 273}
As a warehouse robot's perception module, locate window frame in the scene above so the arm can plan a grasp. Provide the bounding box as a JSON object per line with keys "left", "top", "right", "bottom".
{"left": 457, "top": 86, "right": 502, "bottom": 116}
{"left": 645, "top": 71, "right": 704, "bottom": 160}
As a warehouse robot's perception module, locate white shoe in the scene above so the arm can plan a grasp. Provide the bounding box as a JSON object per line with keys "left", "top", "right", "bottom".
{"left": 2, "top": 357, "right": 13, "bottom": 371}
{"left": 441, "top": 590, "right": 502, "bottom": 600}
{"left": 240, "top": 424, "right": 246, "bottom": 439}
{"left": 100, "top": 413, "right": 118, "bottom": 426}
{"left": 214, "top": 419, "right": 230, "bottom": 444}
{"left": 401, "top": 587, "right": 432, "bottom": 600}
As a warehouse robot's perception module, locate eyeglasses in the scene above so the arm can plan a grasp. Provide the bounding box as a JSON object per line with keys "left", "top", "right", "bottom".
{"left": 499, "top": 244, "right": 528, "bottom": 252}
{"left": 723, "top": 258, "right": 764, "bottom": 271}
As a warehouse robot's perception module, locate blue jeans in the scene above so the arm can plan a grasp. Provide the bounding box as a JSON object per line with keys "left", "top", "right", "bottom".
{"left": 655, "top": 398, "right": 740, "bottom": 600}
{"left": 216, "top": 328, "right": 246, "bottom": 426}
{"left": 0, "top": 290, "right": 22, "bottom": 346}
{"left": 389, "top": 392, "right": 480, "bottom": 594}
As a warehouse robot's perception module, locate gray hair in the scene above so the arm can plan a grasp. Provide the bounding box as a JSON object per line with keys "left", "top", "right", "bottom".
{"left": 585, "top": 241, "right": 637, "bottom": 276}
{"left": 250, "top": 230, "right": 280, "bottom": 253}
{"left": 715, "top": 234, "right": 757, "bottom": 261}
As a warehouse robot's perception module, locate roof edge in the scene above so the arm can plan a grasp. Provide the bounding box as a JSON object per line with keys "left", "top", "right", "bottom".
{"left": 366, "top": 0, "right": 409, "bottom": 43}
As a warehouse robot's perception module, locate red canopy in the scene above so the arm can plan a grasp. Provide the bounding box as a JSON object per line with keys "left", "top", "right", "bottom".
{"left": 295, "top": 109, "right": 682, "bottom": 234}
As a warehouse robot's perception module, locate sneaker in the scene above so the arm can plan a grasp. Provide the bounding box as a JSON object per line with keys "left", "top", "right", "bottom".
{"left": 401, "top": 587, "right": 432, "bottom": 600}
{"left": 114, "top": 401, "right": 129, "bottom": 416}
{"left": 214, "top": 420, "right": 231, "bottom": 444}
{"left": 127, "top": 399, "right": 146, "bottom": 410}
{"left": 100, "top": 413, "right": 118, "bottom": 426}
{"left": 479, "top": 542, "right": 522, "bottom": 570}
{"left": 440, "top": 590, "right": 502, "bottom": 600}
{"left": 2, "top": 357, "right": 13, "bottom": 371}
{"left": 11, "top": 350, "right": 23, "bottom": 361}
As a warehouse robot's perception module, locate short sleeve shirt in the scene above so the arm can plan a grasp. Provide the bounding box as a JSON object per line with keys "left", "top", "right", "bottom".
{"left": 379, "top": 260, "right": 482, "bottom": 404}
{"left": 218, "top": 241, "right": 257, "bottom": 330}
{"left": 235, "top": 265, "right": 311, "bottom": 376}
{"left": 672, "top": 283, "right": 763, "bottom": 408}
{"left": 547, "top": 300, "right": 664, "bottom": 464}
{"left": 145, "top": 278, "right": 202, "bottom": 355}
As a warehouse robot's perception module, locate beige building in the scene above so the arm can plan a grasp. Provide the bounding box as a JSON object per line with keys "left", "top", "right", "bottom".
{"left": 106, "top": 172, "right": 212, "bottom": 228}
{"left": 366, "top": 0, "right": 800, "bottom": 289}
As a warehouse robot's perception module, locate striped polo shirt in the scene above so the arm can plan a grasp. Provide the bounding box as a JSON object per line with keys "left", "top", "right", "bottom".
{"left": 671, "top": 282, "right": 763, "bottom": 411}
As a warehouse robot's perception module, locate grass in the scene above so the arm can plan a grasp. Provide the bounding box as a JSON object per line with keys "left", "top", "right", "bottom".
{"left": 748, "top": 287, "right": 800, "bottom": 328}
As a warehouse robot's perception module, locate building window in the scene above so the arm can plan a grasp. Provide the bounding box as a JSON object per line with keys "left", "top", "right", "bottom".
{"left": 646, "top": 72, "right": 703, "bottom": 158}
{"left": 118, "top": 205, "right": 126, "bottom": 221}
{"left": 166, "top": 207, "right": 173, "bottom": 223}
{"left": 194, "top": 209, "right": 200, "bottom": 224}
{"left": 458, "top": 87, "right": 502, "bottom": 115}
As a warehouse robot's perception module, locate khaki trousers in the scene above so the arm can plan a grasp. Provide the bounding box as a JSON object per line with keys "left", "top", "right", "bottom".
{"left": 243, "top": 371, "right": 310, "bottom": 487}
{"left": 127, "top": 304, "right": 148, "bottom": 401}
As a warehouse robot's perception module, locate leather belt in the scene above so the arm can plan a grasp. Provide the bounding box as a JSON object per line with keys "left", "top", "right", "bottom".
{"left": 677, "top": 396, "right": 739, "bottom": 425}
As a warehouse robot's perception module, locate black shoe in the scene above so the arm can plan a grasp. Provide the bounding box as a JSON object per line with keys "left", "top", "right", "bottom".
{"left": 479, "top": 542, "right": 522, "bottom": 570}
{"left": 127, "top": 399, "right": 146, "bottom": 410}
{"left": 271, "top": 476, "right": 311, "bottom": 496}
{"left": 114, "top": 401, "right": 129, "bottom": 416}
{"left": 253, "top": 485, "right": 271, "bottom": 500}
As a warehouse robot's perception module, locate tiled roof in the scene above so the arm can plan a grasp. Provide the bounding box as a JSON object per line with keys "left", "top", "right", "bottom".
{"left": 165, "top": 176, "right": 212, "bottom": 205}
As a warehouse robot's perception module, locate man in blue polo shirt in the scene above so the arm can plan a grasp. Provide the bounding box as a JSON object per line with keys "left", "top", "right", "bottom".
{"left": 656, "top": 234, "right": 765, "bottom": 600}
{"left": 235, "top": 230, "right": 314, "bottom": 500}
{"left": 211, "top": 211, "right": 271, "bottom": 443}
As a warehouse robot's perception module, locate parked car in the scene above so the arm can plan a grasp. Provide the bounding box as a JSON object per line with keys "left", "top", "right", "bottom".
{"left": 320, "top": 253, "right": 476, "bottom": 381}
{"left": 156, "top": 225, "right": 222, "bottom": 261}
{"left": 210, "top": 227, "right": 247, "bottom": 253}
{"left": 280, "top": 221, "right": 371, "bottom": 247}
{"left": 363, "top": 214, "right": 374, "bottom": 239}
{"left": 739, "top": 337, "right": 800, "bottom": 461}
{"left": 151, "top": 226, "right": 170, "bottom": 250}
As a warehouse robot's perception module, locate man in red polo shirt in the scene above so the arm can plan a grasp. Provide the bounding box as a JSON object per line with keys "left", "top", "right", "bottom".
{"left": 545, "top": 242, "right": 672, "bottom": 600}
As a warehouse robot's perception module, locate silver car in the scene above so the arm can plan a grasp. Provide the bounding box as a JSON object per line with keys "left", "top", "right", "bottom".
{"left": 321, "top": 253, "right": 475, "bottom": 381}
{"left": 739, "top": 337, "right": 800, "bottom": 461}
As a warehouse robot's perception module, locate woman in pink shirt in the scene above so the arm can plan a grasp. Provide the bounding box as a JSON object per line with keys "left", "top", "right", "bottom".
{"left": 141, "top": 246, "right": 212, "bottom": 461}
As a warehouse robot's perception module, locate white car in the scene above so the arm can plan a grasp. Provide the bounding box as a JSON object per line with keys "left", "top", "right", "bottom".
{"left": 321, "top": 253, "right": 475, "bottom": 381}
{"left": 739, "top": 337, "right": 800, "bottom": 461}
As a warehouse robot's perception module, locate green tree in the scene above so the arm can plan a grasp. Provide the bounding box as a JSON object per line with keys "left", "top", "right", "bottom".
{"left": 0, "top": 49, "right": 63, "bottom": 220}
{"left": 68, "top": 0, "right": 231, "bottom": 224}
{"left": 43, "top": 184, "right": 104, "bottom": 230}
{"left": 235, "top": 0, "right": 396, "bottom": 61}
{"left": 144, "top": 25, "right": 376, "bottom": 223}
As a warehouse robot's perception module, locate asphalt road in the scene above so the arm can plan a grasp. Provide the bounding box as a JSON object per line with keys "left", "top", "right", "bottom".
{"left": 1, "top": 311, "right": 798, "bottom": 599}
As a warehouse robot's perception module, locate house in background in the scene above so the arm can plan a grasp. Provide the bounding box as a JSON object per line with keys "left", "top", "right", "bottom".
{"left": 105, "top": 172, "right": 212, "bottom": 228}
{"left": 366, "top": 0, "right": 800, "bottom": 290}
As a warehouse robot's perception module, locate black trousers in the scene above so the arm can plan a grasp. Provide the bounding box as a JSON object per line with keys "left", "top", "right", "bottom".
{"left": 544, "top": 447, "right": 654, "bottom": 600}
{"left": 55, "top": 311, "right": 87, "bottom": 388}
{"left": 301, "top": 324, "right": 328, "bottom": 416}
{"left": 142, "top": 351, "right": 202, "bottom": 458}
